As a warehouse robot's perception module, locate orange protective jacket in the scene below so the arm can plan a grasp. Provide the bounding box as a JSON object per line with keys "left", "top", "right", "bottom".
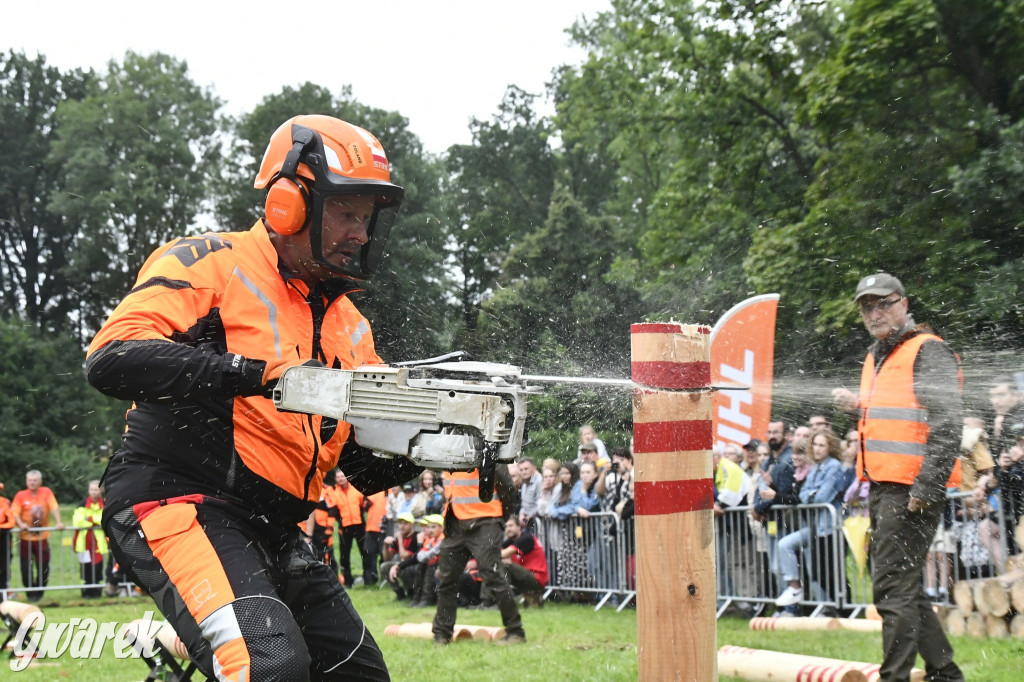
{"left": 364, "top": 492, "right": 387, "bottom": 533}
{"left": 329, "top": 484, "right": 365, "bottom": 528}
{"left": 0, "top": 497, "right": 16, "bottom": 530}
{"left": 858, "top": 332, "right": 962, "bottom": 488}
{"left": 444, "top": 471, "right": 503, "bottom": 521}
{"left": 86, "top": 220, "right": 383, "bottom": 524}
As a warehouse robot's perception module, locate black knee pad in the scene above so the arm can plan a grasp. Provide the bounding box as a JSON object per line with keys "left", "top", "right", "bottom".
{"left": 226, "top": 596, "right": 310, "bottom": 682}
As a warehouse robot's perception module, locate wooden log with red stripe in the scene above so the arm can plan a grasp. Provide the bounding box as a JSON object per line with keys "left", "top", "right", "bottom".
{"left": 718, "top": 645, "right": 925, "bottom": 682}
{"left": 631, "top": 322, "right": 715, "bottom": 681}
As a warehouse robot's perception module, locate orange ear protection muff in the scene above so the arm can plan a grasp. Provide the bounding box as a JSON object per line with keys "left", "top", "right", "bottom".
{"left": 264, "top": 129, "right": 316, "bottom": 235}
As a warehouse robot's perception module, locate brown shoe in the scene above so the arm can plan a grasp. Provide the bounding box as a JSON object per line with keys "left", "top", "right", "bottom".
{"left": 523, "top": 591, "right": 544, "bottom": 608}
{"left": 495, "top": 631, "right": 526, "bottom": 645}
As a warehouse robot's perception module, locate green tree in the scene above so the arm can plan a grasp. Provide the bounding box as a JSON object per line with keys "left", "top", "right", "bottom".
{"left": 557, "top": 0, "right": 835, "bottom": 338}
{"left": 748, "top": 0, "right": 1024, "bottom": 363}
{"left": 48, "top": 51, "right": 222, "bottom": 336}
{"left": 443, "top": 86, "right": 557, "bottom": 353}
{"left": 0, "top": 51, "right": 92, "bottom": 334}
{"left": 0, "top": 316, "right": 124, "bottom": 501}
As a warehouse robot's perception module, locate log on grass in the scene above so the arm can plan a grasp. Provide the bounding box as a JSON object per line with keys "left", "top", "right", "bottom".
{"left": 383, "top": 622, "right": 474, "bottom": 641}
{"left": 953, "top": 579, "right": 981, "bottom": 613}
{"left": 945, "top": 608, "right": 968, "bottom": 637}
{"left": 749, "top": 616, "right": 840, "bottom": 631}
{"left": 718, "top": 645, "right": 924, "bottom": 682}
{"left": 121, "top": 619, "right": 191, "bottom": 660}
{"left": 965, "top": 612, "right": 987, "bottom": 638}
{"left": 458, "top": 625, "right": 506, "bottom": 641}
{"left": 834, "top": 619, "right": 883, "bottom": 633}
{"left": 985, "top": 614, "right": 1009, "bottom": 639}
{"left": 974, "top": 579, "right": 1011, "bottom": 618}
{"left": 0, "top": 600, "right": 42, "bottom": 626}
{"left": 1012, "top": 578, "right": 1024, "bottom": 614}
{"left": 1009, "top": 614, "right": 1024, "bottom": 638}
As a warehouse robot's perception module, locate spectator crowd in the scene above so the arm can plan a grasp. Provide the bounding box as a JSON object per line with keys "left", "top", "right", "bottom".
{"left": 710, "top": 374, "right": 1024, "bottom": 618}
{"left": 3, "top": 393, "right": 1022, "bottom": 618}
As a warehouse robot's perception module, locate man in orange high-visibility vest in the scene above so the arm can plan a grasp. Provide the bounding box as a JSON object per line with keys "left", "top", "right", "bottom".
{"left": 432, "top": 467, "right": 523, "bottom": 645}
{"left": 833, "top": 273, "right": 964, "bottom": 682}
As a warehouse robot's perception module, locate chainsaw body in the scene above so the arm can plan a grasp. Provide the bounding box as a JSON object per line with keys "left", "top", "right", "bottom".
{"left": 272, "top": 361, "right": 535, "bottom": 498}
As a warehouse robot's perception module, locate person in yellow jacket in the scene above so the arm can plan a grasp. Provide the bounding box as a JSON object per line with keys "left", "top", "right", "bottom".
{"left": 833, "top": 273, "right": 964, "bottom": 682}
{"left": 86, "top": 114, "right": 420, "bottom": 681}
{"left": 432, "top": 467, "right": 524, "bottom": 645}
{"left": 72, "top": 480, "right": 108, "bottom": 598}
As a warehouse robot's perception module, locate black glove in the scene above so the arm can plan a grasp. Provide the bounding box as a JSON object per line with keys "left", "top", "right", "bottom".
{"left": 340, "top": 437, "right": 424, "bottom": 496}
{"left": 234, "top": 356, "right": 325, "bottom": 398}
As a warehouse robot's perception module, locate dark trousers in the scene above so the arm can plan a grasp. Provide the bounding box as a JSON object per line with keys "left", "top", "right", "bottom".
{"left": 0, "top": 530, "right": 10, "bottom": 591}
{"left": 503, "top": 561, "right": 543, "bottom": 595}
{"left": 337, "top": 524, "right": 368, "bottom": 587}
{"left": 81, "top": 557, "right": 105, "bottom": 598}
{"left": 105, "top": 500, "right": 388, "bottom": 681}
{"left": 19, "top": 538, "right": 50, "bottom": 601}
{"left": 870, "top": 484, "right": 963, "bottom": 682}
{"left": 432, "top": 516, "right": 523, "bottom": 641}
{"left": 362, "top": 531, "right": 384, "bottom": 584}
{"left": 381, "top": 560, "right": 416, "bottom": 599}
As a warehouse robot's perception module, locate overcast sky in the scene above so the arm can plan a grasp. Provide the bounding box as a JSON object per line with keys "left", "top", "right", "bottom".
{"left": 2, "top": 1, "right": 610, "bottom": 154}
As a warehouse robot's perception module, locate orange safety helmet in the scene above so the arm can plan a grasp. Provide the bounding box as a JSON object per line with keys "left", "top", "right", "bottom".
{"left": 254, "top": 115, "right": 404, "bottom": 280}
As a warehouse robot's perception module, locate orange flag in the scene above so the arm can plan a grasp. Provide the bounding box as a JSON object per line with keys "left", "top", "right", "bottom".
{"left": 710, "top": 294, "right": 779, "bottom": 453}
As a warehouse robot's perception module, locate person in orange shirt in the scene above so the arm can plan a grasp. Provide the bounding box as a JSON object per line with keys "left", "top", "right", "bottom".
{"left": 362, "top": 490, "right": 388, "bottom": 586}
{"left": 329, "top": 469, "right": 370, "bottom": 587}
{"left": 11, "top": 470, "right": 63, "bottom": 602}
{"left": 0, "top": 482, "right": 17, "bottom": 596}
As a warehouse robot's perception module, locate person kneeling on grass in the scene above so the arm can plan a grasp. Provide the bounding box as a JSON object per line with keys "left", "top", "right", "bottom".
{"left": 500, "top": 515, "right": 548, "bottom": 607}
{"left": 410, "top": 514, "right": 445, "bottom": 607}
{"left": 383, "top": 512, "right": 421, "bottom": 601}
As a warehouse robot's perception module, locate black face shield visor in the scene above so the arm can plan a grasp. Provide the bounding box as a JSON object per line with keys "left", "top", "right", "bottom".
{"left": 296, "top": 130, "right": 405, "bottom": 280}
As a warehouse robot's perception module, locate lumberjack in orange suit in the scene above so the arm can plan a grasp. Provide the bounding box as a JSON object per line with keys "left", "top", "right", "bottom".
{"left": 87, "top": 115, "right": 422, "bottom": 681}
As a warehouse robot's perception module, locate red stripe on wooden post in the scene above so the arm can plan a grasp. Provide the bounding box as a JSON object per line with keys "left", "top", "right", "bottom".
{"left": 633, "top": 419, "right": 713, "bottom": 454}
{"left": 634, "top": 479, "right": 714, "bottom": 515}
{"left": 631, "top": 360, "right": 710, "bottom": 390}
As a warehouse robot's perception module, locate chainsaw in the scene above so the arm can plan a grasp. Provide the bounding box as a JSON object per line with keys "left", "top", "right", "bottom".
{"left": 273, "top": 352, "right": 739, "bottom": 502}
{"left": 273, "top": 353, "right": 541, "bottom": 501}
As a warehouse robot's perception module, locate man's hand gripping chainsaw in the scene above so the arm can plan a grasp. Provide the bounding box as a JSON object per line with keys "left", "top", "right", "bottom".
{"left": 272, "top": 357, "right": 539, "bottom": 502}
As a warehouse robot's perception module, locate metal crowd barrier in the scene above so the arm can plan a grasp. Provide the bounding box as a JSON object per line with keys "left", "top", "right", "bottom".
{"left": 0, "top": 525, "right": 134, "bottom": 600}
{"left": 714, "top": 502, "right": 844, "bottom": 617}
{"left": 536, "top": 512, "right": 635, "bottom": 611}
{"left": 536, "top": 488, "right": 1020, "bottom": 617}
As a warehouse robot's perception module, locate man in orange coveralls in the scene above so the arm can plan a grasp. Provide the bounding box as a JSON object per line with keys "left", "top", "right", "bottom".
{"left": 86, "top": 115, "right": 422, "bottom": 681}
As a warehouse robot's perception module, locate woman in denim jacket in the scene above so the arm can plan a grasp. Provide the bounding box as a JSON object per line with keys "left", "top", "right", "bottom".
{"left": 774, "top": 431, "right": 845, "bottom": 613}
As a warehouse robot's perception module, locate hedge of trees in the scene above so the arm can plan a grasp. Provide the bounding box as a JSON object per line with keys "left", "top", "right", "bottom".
{"left": 2, "top": 1, "right": 1023, "bottom": 497}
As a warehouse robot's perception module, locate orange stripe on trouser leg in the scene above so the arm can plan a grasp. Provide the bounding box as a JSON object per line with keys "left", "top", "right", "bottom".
{"left": 141, "top": 504, "right": 253, "bottom": 679}
{"left": 212, "top": 636, "right": 251, "bottom": 682}
{"left": 140, "top": 504, "right": 237, "bottom": 622}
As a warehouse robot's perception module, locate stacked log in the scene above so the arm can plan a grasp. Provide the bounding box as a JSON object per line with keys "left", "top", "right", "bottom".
{"left": 944, "top": 568, "right": 1024, "bottom": 639}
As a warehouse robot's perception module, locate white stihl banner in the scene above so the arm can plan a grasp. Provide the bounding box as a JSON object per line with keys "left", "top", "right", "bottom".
{"left": 710, "top": 294, "right": 779, "bottom": 453}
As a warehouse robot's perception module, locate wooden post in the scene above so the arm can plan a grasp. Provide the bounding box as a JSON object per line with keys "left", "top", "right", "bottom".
{"left": 631, "top": 322, "right": 715, "bottom": 681}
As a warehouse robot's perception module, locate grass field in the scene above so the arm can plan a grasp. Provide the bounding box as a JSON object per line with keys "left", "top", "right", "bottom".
{"left": 5, "top": 586, "right": 1024, "bottom": 681}
{"left": 5, "top": 513, "right": 1022, "bottom": 679}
